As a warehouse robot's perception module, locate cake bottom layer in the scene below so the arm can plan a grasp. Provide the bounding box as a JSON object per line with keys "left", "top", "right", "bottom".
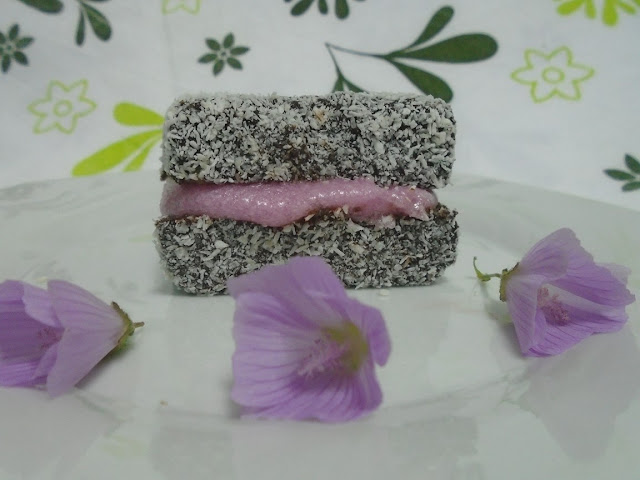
{"left": 154, "top": 205, "right": 458, "bottom": 295}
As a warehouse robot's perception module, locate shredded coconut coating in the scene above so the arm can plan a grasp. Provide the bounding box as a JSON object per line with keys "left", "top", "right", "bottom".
{"left": 161, "top": 92, "right": 456, "bottom": 189}
{"left": 154, "top": 205, "right": 458, "bottom": 295}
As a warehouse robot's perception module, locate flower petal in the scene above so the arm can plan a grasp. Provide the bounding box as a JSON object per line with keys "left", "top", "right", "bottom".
{"left": 0, "top": 281, "right": 61, "bottom": 363}
{"left": 45, "top": 280, "right": 126, "bottom": 396}
{"left": 313, "top": 365, "right": 384, "bottom": 422}
{"left": 501, "top": 229, "right": 635, "bottom": 357}
{"left": 599, "top": 263, "right": 631, "bottom": 284}
{"left": 45, "top": 329, "right": 120, "bottom": 396}
{"left": 556, "top": 288, "right": 629, "bottom": 333}
{"left": 231, "top": 293, "right": 310, "bottom": 406}
{"left": 0, "top": 360, "right": 42, "bottom": 386}
{"left": 229, "top": 256, "right": 347, "bottom": 299}
{"left": 262, "top": 375, "right": 342, "bottom": 420}
{"left": 235, "top": 348, "right": 382, "bottom": 421}
{"left": 341, "top": 360, "right": 383, "bottom": 419}
{"left": 230, "top": 257, "right": 389, "bottom": 421}
{"left": 1, "top": 280, "right": 59, "bottom": 327}
{"left": 329, "top": 296, "right": 391, "bottom": 366}
{"left": 48, "top": 280, "right": 125, "bottom": 333}
{"left": 518, "top": 228, "right": 576, "bottom": 278}
{"left": 228, "top": 257, "right": 349, "bottom": 328}
{"left": 526, "top": 311, "right": 593, "bottom": 356}
{"left": 246, "top": 371, "right": 373, "bottom": 422}
{"left": 34, "top": 343, "right": 58, "bottom": 379}
{"left": 0, "top": 316, "right": 59, "bottom": 363}
{"left": 233, "top": 374, "right": 306, "bottom": 409}
{"left": 312, "top": 375, "right": 357, "bottom": 421}
{"left": 505, "top": 274, "right": 547, "bottom": 352}
{"left": 233, "top": 292, "right": 316, "bottom": 343}
{"left": 549, "top": 246, "right": 635, "bottom": 307}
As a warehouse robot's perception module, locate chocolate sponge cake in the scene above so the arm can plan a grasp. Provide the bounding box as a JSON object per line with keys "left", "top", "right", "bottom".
{"left": 155, "top": 92, "right": 458, "bottom": 294}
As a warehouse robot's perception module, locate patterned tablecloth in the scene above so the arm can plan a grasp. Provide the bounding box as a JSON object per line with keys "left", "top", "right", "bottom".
{"left": 1, "top": 0, "right": 639, "bottom": 212}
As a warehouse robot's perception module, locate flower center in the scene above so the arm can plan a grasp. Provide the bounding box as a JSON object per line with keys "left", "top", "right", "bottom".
{"left": 37, "top": 326, "right": 62, "bottom": 351}
{"left": 298, "top": 322, "right": 369, "bottom": 377}
{"left": 54, "top": 100, "right": 73, "bottom": 117}
{"left": 538, "top": 286, "right": 570, "bottom": 324}
{"left": 542, "top": 67, "right": 565, "bottom": 84}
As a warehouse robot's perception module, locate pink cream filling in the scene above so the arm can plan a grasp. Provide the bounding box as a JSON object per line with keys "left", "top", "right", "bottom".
{"left": 160, "top": 178, "right": 438, "bottom": 227}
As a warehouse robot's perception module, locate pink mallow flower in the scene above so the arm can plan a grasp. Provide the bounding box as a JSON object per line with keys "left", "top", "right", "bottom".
{"left": 475, "top": 228, "right": 635, "bottom": 356}
{"left": 0, "top": 280, "right": 143, "bottom": 396}
{"left": 228, "top": 257, "right": 391, "bottom": 422}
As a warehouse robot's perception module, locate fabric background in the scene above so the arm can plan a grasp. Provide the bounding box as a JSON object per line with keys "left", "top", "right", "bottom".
{"left": 1, "top": 0, "right": 639, "bottom": 212}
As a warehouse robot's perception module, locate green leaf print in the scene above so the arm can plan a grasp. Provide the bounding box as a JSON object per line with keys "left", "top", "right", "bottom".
{"left": 556, "top": 0, "right": 597, "bottom": 17}
{"left": 20, "top": 0, "right": 112, "bottom": 46}
{"left": 325, "top": 6, "right": 497, "bottom": 101}
{"left": 72, "top": 0, "right": 112, "bottom": 46}
{"left": 604, "top": 153, "right": 640, "bottom": 192}
{"left": 226, "top": 57, "right": 242, "bottom": 69}
{"left": 73, "top": 130, "right": 161, "bottom": 176}
{"left": 285, "top": 0, "right": 365, "bottom": 19}
{"left": 335, "top": 0, "right": 349, "bottom": 19}
{"left": 16, "top": 0, "right": 63, "bottom": 14}
{"left": 332, "top": 74, "right": 363, "bottom": 93}
{"left": 8, "top": 25, "right": 19, "bottom": 40}
{"left": 230, "top": 46, "right": 249, "bottom": 55}
{"left": 16, "top": 37, "right": 34, "bottom": 48}
{"left": 82, "top": 2, "right": 111, "bottom": 41}
{"left": 223, "top": 33, "right": 234, "bottom": 49}
{"left": 605, "top": 169, "right": 636, "bottom": 181}
{"left": 72, "top": 102, "right": 163, "bottom": 176}
{"left": 206, "top": 39, "right": 221, "bottom": 50}
{"left": 13, "top": 51, "right": 27, "bottom": 64}
{"left": 326, "top": 44, "right": 364, "bottom": 93}
{"left": 114, "top": 103, "right": 164, "bottom": 126}
{"left": 0, "top": 23, "right": 34, "bottom": 73}
{"left": 408, "top": 6, "right": 454, "bottom": 47}
{"left": 199, "top": 33, "right": 250, "bottom": 77}
{"left": 75, "top": 10, "right": 86, "bottom": 45}
{"left": 391, "top": 34, "right": 498, "bottom": 63}
{"left": 123, "top": 137, "right": 162, "bottom": 172}
{"left": 389, "top": 60, "right": 453, "bottom": 102}
{"left": 625, "top": 154, "right": 640, "bottom": 174}
{"left": 290, "top": 0, "right": 314, "bottom": 15}
{"left": 554, "top": 0, "right": 640, "bottom": 26}
{"left": 622, "top": 181, "right": 640, "bottom": 192}
{"left": 199, "top": 53, "right": 217, "bottom": 63}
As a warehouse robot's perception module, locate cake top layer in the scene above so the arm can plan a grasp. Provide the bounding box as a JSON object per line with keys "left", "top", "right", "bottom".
{"left": 161, "top": 92, "right": 455, "bottom": 189}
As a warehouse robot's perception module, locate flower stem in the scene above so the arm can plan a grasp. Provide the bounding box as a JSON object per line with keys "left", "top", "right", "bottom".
{"left": 474, "top": 258, "right": 519, "bottom": 302}
{"left": 325, "top": 42, "right": 383, "bottom": 59}
{"left": 325, "top": 43, "right": 344, "bottom": 75}
{"left": 473, "top": 257, "right": 502, "bottom": 282}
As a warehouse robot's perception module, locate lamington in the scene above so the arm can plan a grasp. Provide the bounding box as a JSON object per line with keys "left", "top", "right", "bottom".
{"left": 154, "top": 92, "right": 458, "bottom": 294}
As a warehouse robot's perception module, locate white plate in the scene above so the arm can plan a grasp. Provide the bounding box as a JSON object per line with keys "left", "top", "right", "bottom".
{"left": 0, "top": 172, "right": 639, "bottom": 480}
